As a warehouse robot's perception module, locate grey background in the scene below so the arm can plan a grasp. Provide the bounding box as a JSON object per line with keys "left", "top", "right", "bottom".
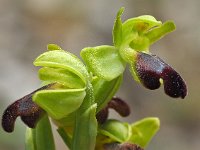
{"left": 0, "top": 0, "right": 199, "bottom": 150}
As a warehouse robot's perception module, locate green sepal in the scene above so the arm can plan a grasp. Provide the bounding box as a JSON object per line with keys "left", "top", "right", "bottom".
{"left": 92, "top": 75, "right": 122, "bottom": 112}
{"left": 38, "top": 67, "right": 85, "bottom": 89}
{"left": 47, "top": 44, "right": 62, "bottom": 51}
{"left": 25, "top": 115, "right": 55, "bottom": 150}
{"left": 81, "top": 45, "right": 126, "bottom": 81}
{"left": 34, "top": 50, "right": 88, "bottom": 84}
{"left": 129, "top": 117, "right": 160, "bottom": 148}
{"left": 99, "top": 119, "right": 131, "bottom": 143}
{"left": 33, "top": 88, "right": 86, "bottom": 120}
{"left": 71, "top": 104, "right": 97, "bottom": 150}
{"left": 113, "top": 7, "right": 124, "bottom": 48}
{"left": 145, "top": 21, "right": 176, "bottom": 44}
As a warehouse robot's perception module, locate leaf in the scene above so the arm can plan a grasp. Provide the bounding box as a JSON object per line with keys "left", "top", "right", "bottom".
{"left": 71, "top": 104, "right": 97, "bottom": 150}
{"left": 145, "top": 21, "right": 176, "bottom": 44}
{"left": 38, "top": 67, "right": 85, "bottom": 89}
{"left": 25, "top": 115, "right": 55, "bottom": 150}
{"left": 113, "top": 7, "right": 124, "bottom": 48}
{"left": 92, "top": 75, "right": 122, "bottom": 112}
{"left": 129, "top": 117, "right": 160, "bottom": 148}
{"left": 34, "top": 50, "right": 88, "bottom": 84}
{"left": 99, "top": 119, "right": 131, "bottom": 143}
{"left": 33, "top": 88, "right": 86, "bottom": 120}
{"left": 81, "top": 45, "right": 126, "bottom": 81}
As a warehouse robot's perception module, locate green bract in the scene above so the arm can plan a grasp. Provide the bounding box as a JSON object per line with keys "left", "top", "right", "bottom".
{"left": 99, "top": 119, "right": 131, "bottom": 143}
{"left": 98, "top": 117, "right": 160, "bottom": 148}
{"left": 130, "top": 117, "right": 160, "bottom": 148}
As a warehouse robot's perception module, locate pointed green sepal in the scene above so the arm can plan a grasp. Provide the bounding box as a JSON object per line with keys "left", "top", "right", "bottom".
{"left": 113, "top": 7, "right": 124, "bottom": 48}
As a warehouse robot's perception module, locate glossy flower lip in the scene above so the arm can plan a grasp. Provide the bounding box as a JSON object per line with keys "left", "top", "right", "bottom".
{"left": 104, "top": 142, "right": 144, "bottom": 150}
{"left": 2, "top": 84, "right": 53, "bottom": 133}
{"left": 134, "top": 52, "right": 187, "bottom": 99}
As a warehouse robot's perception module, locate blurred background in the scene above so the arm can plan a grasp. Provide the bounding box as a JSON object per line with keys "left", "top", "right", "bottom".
{"left": 0, "top": 0, "right": 199, "bottom": 150}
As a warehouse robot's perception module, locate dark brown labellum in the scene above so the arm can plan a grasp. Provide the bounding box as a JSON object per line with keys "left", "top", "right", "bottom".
{"left": 104, "top": 142, "right": 144, "bottom": 150}
{"left": 162, "top": 67, "right": 187, "bottom": 98}
{"left": 1, "top": 84, "right": 53, "bottom": 132}
{"left": 135, "top": 52, "right": 187, "bottom": 98}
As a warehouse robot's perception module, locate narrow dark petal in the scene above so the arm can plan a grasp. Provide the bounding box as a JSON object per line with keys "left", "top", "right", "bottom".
{"left": 108, "top": 97, "right": 130, "bottom": 117}
{"left": 104, "top": 142, "right": 144, "bottom": 150}
{"left": 135, "top": 52, "right": 187, "bottom": 98}
{"left": 2, "top": 84, "right": 52, "bottom": 133}
{"left": 96, "top": 97, "right": 130, "bottom": 124}
{"left": 96, "top": 107, "right": 108, "bottom": 124}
